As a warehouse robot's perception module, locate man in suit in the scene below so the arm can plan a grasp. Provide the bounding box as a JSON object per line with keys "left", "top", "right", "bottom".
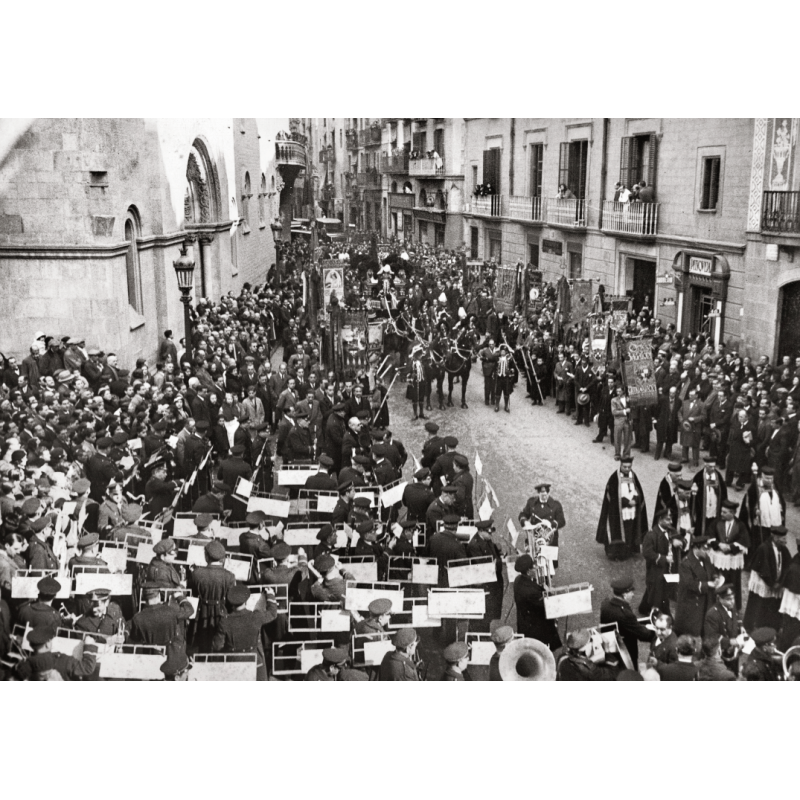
{"left": 709, "top": 387, "right": 734, "bottom": 464}
{"left": 479, "top": 338, "right": 498, "bottom": 406}
{"left": 611, "top": 384, "right": 632, "bottom": 461}
{"left": 600, "top": 577, "right": 656, "bottom": 664}
{"left": 654, "top": 385, "right": 682, "bottom": 461}
{"left": 708, "top": 498, "right": 750, "bottom": 609}
{"left": 84, "top": 436, "right": 122, "bottom": 501}
{"left": 656, "top": 634, "right": 699, "bottom": 681}
{"left": 678, "top": 388, "right": 705, "bottom": 468}
{"left": 705, "top": 583, "right": 744, "bottom": 675}
{"left": 674, "top": 535, "right": 720, "bottom": 637}
{"left": 639, "top": 510, "right": 681, "bottom": 616}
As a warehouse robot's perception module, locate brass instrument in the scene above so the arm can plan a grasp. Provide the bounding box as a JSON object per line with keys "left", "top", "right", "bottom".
{"left": 525, "top": 514, "right": 556, "bottom": 591}
{"left": 498, "top": 637, "right": 556, "bottom": 681}
{"left": 782, "top": 645, "right": 800, "bottom": 681}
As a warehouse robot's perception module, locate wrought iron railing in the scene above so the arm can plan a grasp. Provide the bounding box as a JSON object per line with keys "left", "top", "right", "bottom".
{"left": 601, "top": 200, "right": 659, "bottom": 236}
{"left": 763, "top": 191, "right": 800, "bottom": 233}
{"left": 409, "top": 156, "right": 445, "bottom": 177}
{"left": 547, "top": 197, "right": 587, "bottom": 227}
{"left": 507, "top": 195, "right": 545, "bottom": 222}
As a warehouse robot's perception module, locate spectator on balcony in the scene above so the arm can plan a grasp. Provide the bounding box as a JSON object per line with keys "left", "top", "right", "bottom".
{"left": 557, "top": 184, "right": 576, "bottom": 200}
{"left": 638, "top": 180, "right": 655, "bottom": 203}
{"left": 630, "top": 183, "right": 641, "bottom": 202}
{"left": 613, "top": 182, "right": 632, "bottom": 203}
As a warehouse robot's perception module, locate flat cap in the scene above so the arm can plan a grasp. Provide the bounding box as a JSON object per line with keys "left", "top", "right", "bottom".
{"left": 751, "top": 627, "right": 777, "bottom": 646}
{"left": 97, "top": 436, "right": 114, "bottom": 449}
{"left": 315, "top": 554, "right": 335, "bottom": 573}
{"left": 491, "top": 625, "right": 514, "bottom": 645}
{"left": 195, "top": 513, "right": 214, "bottom": 529}
{"left": 204, "top": 540, "right": 226, "bottom": 562}
{"left": 453, "top": 454, "right": 469, "bottom": 468}
{"left": 368, "top": 598, "right": 392, "bottom": 616}
{"left": 444, "top": 436, "right": 458, "bottom": 448}
{"left": 21, "top": 497, "right": 40, "bottom": 515}
{"left": 322, "top": 647, "right": 348, "bottom": 665}
{"left": 72, "top": 478, "right": 91, "bottom": 494}
{"left": 37, "top": 576, "right": 62, "bottom": 596}
{"left": 534, "top": 482, "right": 551, "bottom": 492}
{"left": 77, "top": 532, "right": 99, "bottom": 549}
{"left": 30, "top": 516, "right": 53, "bottom": 533}
{"left": 227, "top": 585, "right": 250, "bottom": 606}
{"left": 28, "top": 626, "right": 56, "bottom": 646}
{"left": 271, "top": 541, "right": 291, "bottom": 561}
{"left": 611, "top": 577, "right": 634, "bottom": 592}
{"left": 392, "top": 627, "right": 417, "bottom": 648}
{"left": 514, "top": 554, "right": 534, "bottom": 573}
{"left": 566, "top": 629, "right": 591, "bottom": 650}
{"left": 424, "top": 421, "right": 439, "bottom": 433}
{"left": 414, "top": 468, "right": 430, "bottom": 480}
{"left": 153, "top": 538, "right": 176, "bottom": 556}
{"left": 443, "top": 641, "right": 469, "bottom": 663}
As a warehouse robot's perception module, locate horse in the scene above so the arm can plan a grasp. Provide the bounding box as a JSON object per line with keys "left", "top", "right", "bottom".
{"left": 443, "top": 326, "right": 478, "bottom": 408}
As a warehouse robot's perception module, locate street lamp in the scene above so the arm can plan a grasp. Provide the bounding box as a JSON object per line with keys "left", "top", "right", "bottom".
{"left": 173, "top": 239, "right": 195, "bottom": 362}
{"left": 271, "top": 219, "right": 284, "bottom": 282}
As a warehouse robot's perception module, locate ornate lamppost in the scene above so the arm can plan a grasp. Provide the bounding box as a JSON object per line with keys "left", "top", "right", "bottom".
{"left": 172, "top": 239, "right": 196, "bottom": 362}
{"left": 271, "top": 219, "right": 284, "bottom": 283}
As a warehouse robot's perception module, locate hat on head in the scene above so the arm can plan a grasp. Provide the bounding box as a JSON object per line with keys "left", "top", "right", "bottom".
{"left": 761, "top": 466, "right": 775, "bottom": 476}
{"left": 140, "top": 582, "right": 162, "bottom": 601}
{"left": 37, "top": 576, "right": 62, "bottom": 596}
{"left": 271, "top": 542, "right": 291, "bottom": 561}
{"left": 322, "top": 647, "right": 348, "bottom": 665}
{"left": 195, "top": 513, "right": 214, "bottom": 529}
{"left": 30, "top": 516, "right": 54, "bottom": 533}
{"left": 356, "top": 520, "right": 375, "bottom": 535}
{"left": 751, "top": 627, "right": 777, "bottom": 646}
{"left": 475, "top": 519, "right": 494, "bottom": 530}
{"left": 566, "top": 629, "right": 591, "bottom": 650}
{"left": 442, "top": 513, "right": 460, "bottom": 528}
{"left": 72, "top": 478, "right": 91, "bottom": 495}
{"left": 78, "top": 532, "right": 99, "bottom": 549}
{"left": 87, "top": 588, "right": 111, "bottom": 601}
{"left": 453, "top": 454, "right": 469, "bottom": 469}
{"left": 122, "top": 503, "right": 142, "bottom": 523}
{"left": 353, "top": 496, "right": 371, "bottom": 509}
{"left": 28, "top": 626, "right": 56, "bottom": 647}
{"left": 97, "top": 436, "right": 114, "bottom": 449}
{"left": 491, "top": 625, "right": 514, "bottom": 645}
{"left": 227, "top": 585, "right": 250, "bottom": 606}
{"left": 338, "top": 480, "right": 353, "bottom": 493}
{"left": 424, "top": 421, "right": 439, "bottom": 433}
{"left": 153, "top": 420, "right": 167, "bottom": 432}
{"left": 620, "top": 455, "right": 634, "bottom": 464}
{"left": 316, "top": 524, "right": 334, "bottom": 542}
{"left": 667, "top": 461, "right": 682, "bottom": 473}
{"left": 368, "top": 598, "right": 392, "bottom": 616}
{"left": 112, "top": 431, "right": 129, "bottom": 445}
{"left": 703, "top": 456, "right": 717, "bottom": 464}
{"left": 515, "top": 554, "right": 534, "bottom": 574}
{"left": 319, "top": 454, "right": 334, "bottom": 468}
{"left": 315, "top": 554, "right": 335, "bottom": 573}
{"left": 392, "top": 627, "right": 417, "bottom": 648}
{"left": 444, "top": 436, "right": 458, "bottom": 448}
{"left": 771, "top": 525, "right": 788, "bottom": 536}
{"left": 722, "top": 499, "right": 738, "bottom": 510}
{"left": 414, "top": 468, "right": 430, "bottom": 480}
{"left": 534, "top": 482, "right": 551, "bottom": 492}
{"left": 21, "top": 497, "right": 40, "bottom": 515}
{"left": 332, "top": 402, "right": 346, "bottom": 412}
{"left": 160, "top": 649, "right": 190, "bottom": 677}
{"left": 195, "top": 420, "right": 210, "bottom": 431}
{"left": 715, "top": 583, "right": 735, "bottom": 597}
{"left": 353, "top": 454, "right": 371, "bottom": 466}
{"left": 204, "top": 540, "right": 226, "bottom": 562}
{"left": 611, "top": 577, "right": 634, "bottom": 593}
{"left": 441, "top": 485, "right": 458, "bottom": 495}
{"left": 294, "top": 409, "right": 309, "bottom": 420}
{"left": 231, "top": 444, "right": 245, "bottom": 456}
{"left": 246, "top": 510, "right": 268, "bottom": 526}
{"left": 212, "top": 481, "right": 231, "bottom": 493}
{"left": 443, "top": 641, "right": 469, "bottom": 663}
{"left": 372, "top": 444, "right": 388, "bottom": 458}
{"left": 153, "top": 538, "right": 176, "bottom": 556}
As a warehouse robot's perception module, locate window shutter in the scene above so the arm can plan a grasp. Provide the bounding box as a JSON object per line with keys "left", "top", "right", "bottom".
{"left": 647, "top": 134, "right": 658, "bottom": 189}
{"left": 559, "top": 142, "right": 570, "bottom": 192}
{"left": 484, "top": 149, "right": 501, "bottom": 189}
{"left": 482, "top": 149, "right": 490, "bottom": 184}
{"left": 619, "top": 137, "right": 631, "bottom": 189}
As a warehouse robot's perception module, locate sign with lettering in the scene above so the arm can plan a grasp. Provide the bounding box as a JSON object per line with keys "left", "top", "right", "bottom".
{"left": 689, "top": 257, "right": 712, "bottom": 276}
{"left": 621, "top": 336, "right": 657, "bottom": 407}
{"left": 542, "top": 239, "right": 562, "bottom": 256}
{"left": 321, "top": 262, "right": 344, "bottom": 312}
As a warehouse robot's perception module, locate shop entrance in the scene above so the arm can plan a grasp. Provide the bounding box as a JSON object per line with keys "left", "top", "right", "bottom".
{"left": 691, "top": 284, "right": 714, "bottom": 336}
{"left": 778, "top": 281, "right": 800, "bottom": 358}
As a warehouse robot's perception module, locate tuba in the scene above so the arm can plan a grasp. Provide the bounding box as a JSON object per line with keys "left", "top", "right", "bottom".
{"left": 782, "top": 645, "right": 800, "bottom": 681}
{"left": 498, "top": 638, "right": 556, "bottom": 681}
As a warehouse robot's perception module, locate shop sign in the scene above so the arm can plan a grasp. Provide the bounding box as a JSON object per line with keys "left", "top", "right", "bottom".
{"left": 689, "top": 257, "right": 712, "bottom": 276}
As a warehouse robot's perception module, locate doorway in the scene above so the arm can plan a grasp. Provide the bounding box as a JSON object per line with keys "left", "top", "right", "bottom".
{"left": 778, "top": 281, "right": 800, "bottom": 358}
{"left": 691, "top": 285, "right": 714, "bottom": 335}
{"left": 629, "top": 258, "right": 656, "bottom": 313}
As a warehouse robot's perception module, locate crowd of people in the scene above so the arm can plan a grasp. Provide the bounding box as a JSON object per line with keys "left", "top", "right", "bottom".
{"left": 0, "top": 234, "right": 798, "bottom": 680}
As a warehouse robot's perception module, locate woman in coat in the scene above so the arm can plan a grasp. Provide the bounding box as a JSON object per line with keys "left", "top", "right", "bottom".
{"left": 726, "top": 408, "right": 755, "bottom": 488}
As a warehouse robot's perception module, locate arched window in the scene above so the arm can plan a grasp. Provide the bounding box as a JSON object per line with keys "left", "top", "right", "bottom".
{"left": 258, "top": 173, "right": 266, "bottom": 227}
{"left": 403, "top": 181, "right": 413, "bottom": 194}
{"left": 391, "top": 181, "right": 397, "bottom": 193}
{"left": 184, "top": 139, "right": 220, "bottom": 223}
{"left": 419, "top": 188, "right": 427, "bottom": 208}
{"left": 242, "top": 172, "right": 252, "bottom": 233}
{"left": 124, "top": 208, "right": 143, "bottom": 314}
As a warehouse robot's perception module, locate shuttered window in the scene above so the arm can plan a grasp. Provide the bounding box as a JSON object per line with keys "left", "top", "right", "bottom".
{"left": 701, "top": 157, "right": 721, "bottom": 210}
{"left": 413, "top": 131, "right": 426, "bottom": 152}
{"left": 434, "top": 128, "right": 444, "bottom": 159}
{"left": 558, "top": 141, "right": 588, "bottom": 198}
{"left": 620, "top": 133, "right": 658, "bottom": 190}
{"left": 529, "top": 143, "right": 543, "bottom": 197}
{"left": 482, "top": 148, "right": 501, "bottom": 192}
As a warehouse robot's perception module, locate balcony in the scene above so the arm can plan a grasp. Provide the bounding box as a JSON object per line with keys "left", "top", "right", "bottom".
{"left": 507, "top": 195, "right": 545, "bottom": 223}
{"left": 601, "top": 201, "right": 659, "bottom": 237}
{"left": 381, "top": 152, "right": 409, "bottom": 174}
{"left": 356, "top": 170, "right": 381, "bottom": 188}
{"left": 319, "top": 147, "right": 335, "bottom": 164}
{"left": 470, "top": 196, "right": 503, "bottom": 217}
{"left": 275, "top": 140, "right": 306, "bottom": 168}
{"left": 345, "top": 130, "right": 358, "bottom": 149}
{"left": 547, "top": 197, "right": 587, "bottom": 228}
{"left": 763, "top": 191, "right": 800, "bottom": 234}
{"left": 409, "top": 156, "right": 445, "bottom": 177}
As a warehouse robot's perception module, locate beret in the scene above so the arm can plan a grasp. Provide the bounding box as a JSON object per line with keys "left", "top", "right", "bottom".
{"left": 353, "top": 455, "right": 371, "bottom": 465}
{"left": 122, "top": 503, "right": 142, "bottom": 523}
{"left": 424, "top": 421, "right": 439, "bottom": 433}
{"left": 195, "top": 513, "right": 214, "bottom": 528}
{"left": 246, "top": 511, "right": 268, "bottom": 526}
{"left": 491, "top": 625, "right": 514, "bottom": 645}
{"left": 21, "top": 497, "right": 40, "bottom": 515}
{"left": 453, "top": 454, "right": 469, "bottom": 468}
{"left": 153, "top": 538, "right": 176, "bottom": 556}
{"left": 195, "top": 420, "right": 210, "bottom": 431}
{"left": 316, "top": 524, "right": 334, "bottom": 541}
{"left": 30, "top": 516, "right": 53, "bottom": 533}
{"left": 353, "top": 497, "right": 371, "bottom": 508}
{"left": 78, "top": 532, "right": 99, "bottom": 549}
{"left": 414, "top": 468, "right": 430, "bottom": 480}
{"left": 28, "top": 626, "right": 56, "bottom": 646}
{"left": 566, "top": 629, "right": 591, "bottom": 650}
{"left": 319, "top": 454, "right": 334, "bottom": 468}
{"left": 97, "top": 437, "right": 114, "bottom": 449}
{"left": 204, "top": 540, "right": 226, "bottom": 562}
{"left": 444, "top": 436, "right": 458, "bottom": 447}
{"left": 271, "top": 542, "right": 291, "bottom": 560}
{"left": 475, "top": 519, "right": 494, "bottom": 530}
{"left": 442, "top": 514, "right": 460, "bottom": 526}
{"left": 37, "top": 576, "right": 62, "bottom": 595}
{"left": 72, "top": 479, "right": 91, "bottom": 494}
{"left": 611, "top": 577, "right": 634, "bottom": 592}
{"left": 515, "top": 555, "right": 534, "bottom": 573}
{"left": 751, "top": 627, "right": 777, "bottom": 645}
{"left": 315, "top": 554, "right": 335, "bottom": 573}
{"left": 112, "top": 431, "right": 129, "bottom": 444}
{"left": 368, "top": 598, "right": 392, "bottom": 616}
{"left": 441, "top": 485, "right": 458, "bottom": 495}
{"left": 392, "top": 627, "right": 417, "bottom": 648}
{"left": 356, "top": 520, "right": 374, "bottom": 535}
{"left": 227, "top": 585, "right": 250, "bottom": 606}
{"left": 443, "top": 641, "right": 469, "bottom": 663}
{"left": 160, "top": 649, "right": 190, "bottom": 677}
{"left": 322, "top": 647, "right": 348, "bottom": 665}
{"left": 231, "top": 444, "right": 246, "bottom": 456}
{"left": 338, "top": 480, "right": 353, "bottom": 492}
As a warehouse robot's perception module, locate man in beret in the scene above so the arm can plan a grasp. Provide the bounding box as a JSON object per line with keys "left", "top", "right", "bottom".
{"left": 188, "top": 541, "right": 236, "bottom": 653}
{"left": 379, "top": 627, "right": 420, "bottom": 681}
{"left": 16, "top": 627, "right": 99, "bottom": 681}
{"left": 600, "top": 577, "right": 655, "bottom": 663}
{"left": 25, "top": 515, "right": 59, "bottom": 571}
{"left": 17, "top": 576, "right": 64, "bottom": 631}
{"left": 442, "top": 641, "right": 470, "bottom": 680}
{"left": 145, "top": 538, "right": 184, "bottom": 589}
{"left": 402, "top": 468, "right": 435, "bottom": 522}
{"left": 742, "top": 627, "right": 782, "bottom": 680}
{"left": 68, "top": 532, "right": 110, "bottom": 573}
{"left": 239, "top": 511, "right": 272, "bottom": 560}
{"left": 129, "top": 582, "right": 194, "bottom": 663}
{"left": 84, "top": 436, "right": 122, "bottom": 502}
{"left": 212, "top": 583, "right": 278, "bottom": 681}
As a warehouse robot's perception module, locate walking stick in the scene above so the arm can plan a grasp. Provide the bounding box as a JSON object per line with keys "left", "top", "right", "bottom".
{"left": 525, "top": 347, "right": 545, "bottom": 404}
{"left": 372, "top": 371, "right": 399, "bottom": 425}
